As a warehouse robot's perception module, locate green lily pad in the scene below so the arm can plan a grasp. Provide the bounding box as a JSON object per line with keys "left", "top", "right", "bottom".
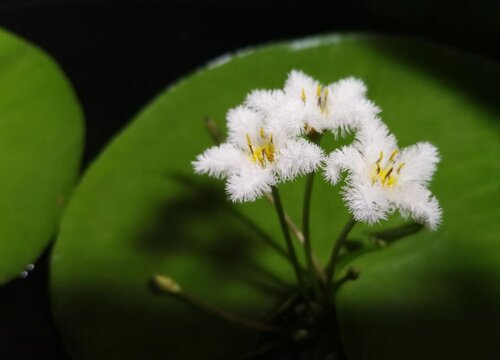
{"left": 51, "top": 34, "right": 499, "bottom": 359}
{"left": 0, "top": 29, "right": 83, "bottom": 284}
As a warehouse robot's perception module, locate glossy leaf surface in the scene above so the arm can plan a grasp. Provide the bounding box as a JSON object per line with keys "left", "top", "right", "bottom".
{"left": 51, "top": 35, "right": 499, "bottom": 359}
{"left": 0, "top": 29, "right": 83, "bottom": 284}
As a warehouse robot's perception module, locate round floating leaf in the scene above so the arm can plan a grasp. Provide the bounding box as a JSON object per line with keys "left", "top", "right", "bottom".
{"left": 0, "top": 29, "right": 83, "bottom": 284}
{"left": 51, "top": 35, "right": 499, "bottom": 359}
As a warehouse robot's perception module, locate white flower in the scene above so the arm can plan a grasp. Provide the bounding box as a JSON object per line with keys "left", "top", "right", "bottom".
{"left": 245, "top": 70, "right": 380, "bottom": 136}
{"left": 324, "top": 118, "right": 442, "bottom": 229}
{"left": 193, "top": 106, "right": 324, "bottom": 202}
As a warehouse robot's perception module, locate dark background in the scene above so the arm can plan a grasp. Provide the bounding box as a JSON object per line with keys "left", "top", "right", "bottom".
{"left": 0, "top": 0, "right": 498, "bottom": 358}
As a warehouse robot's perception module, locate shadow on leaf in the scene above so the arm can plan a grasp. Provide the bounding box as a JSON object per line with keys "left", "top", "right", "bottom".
{"left": 134, "top": 173, "right": 291, "bottom": 296}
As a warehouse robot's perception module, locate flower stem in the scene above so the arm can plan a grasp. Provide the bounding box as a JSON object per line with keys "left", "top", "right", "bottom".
{"left": 271, "top": 187, "right": 309, "bottom": 301}
{"left": 302, "top": 170, "right": 322, "bottom": 300}
{"left": 154, "top": 275, "right": 279, "bottom": 333}
{"left": 265, "top": 192, "right": 304, "bottom": 242}
{"left": 265, "top": 193, "right": 326, "bottom": 283}
{"left": 324, "top": 217, "right": 357, "bottom": 301}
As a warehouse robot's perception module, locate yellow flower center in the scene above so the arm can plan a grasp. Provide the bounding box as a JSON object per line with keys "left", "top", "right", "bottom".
{"left": 246, "top": 127, "right": 275, "bottom": 166}
{"left": 371, "top": 150, "right": 405, "bottom": 187}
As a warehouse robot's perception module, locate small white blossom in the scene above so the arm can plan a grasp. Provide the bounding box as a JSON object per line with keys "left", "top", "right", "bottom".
{"left": 324, "top": 118, "right": 442, "bottom": 229}
{"left": 193, "top": 106, "right": 324, "bottom": 202}
{"left": 245, "top": 70, "right": 380, "bottom": 137}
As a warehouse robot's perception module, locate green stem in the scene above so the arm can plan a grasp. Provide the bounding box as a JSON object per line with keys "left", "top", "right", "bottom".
{"left": 154, "top": 275, "right": 279, "bottom": 333}
{"left": 324, "top": 217, "right": 357, "bottom": 300}
{"left": 265, "top": 192, "right": 326, "bottom": 284}
{"left": 302, "top": 170, "right": 322, "bottom": 300}
{"left": 271, "top": 187, "right": 308, "bottom": 300}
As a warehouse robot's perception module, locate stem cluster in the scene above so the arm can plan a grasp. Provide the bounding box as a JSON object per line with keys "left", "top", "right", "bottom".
{"left": 153, "top": 119, "right": 423, "bottom": 347}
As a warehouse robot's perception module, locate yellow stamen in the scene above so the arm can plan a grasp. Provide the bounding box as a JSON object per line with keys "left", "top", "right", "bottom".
{"left": 383, "top": 167, "right": 393, "bottom": 184}
{"left": 316, "top": 84, "right": 321, "bottom": 98}
{"left": 246, "top": 132, "right": 275, "bottom": 166}
{"left": 300, "top": 88, "right": 306, "bottom": 103}
{"left": 246, "top": 134, "right": 253, "bottom": 153}
{"left": 264, "top": 142, "right": 275, "bottom": 162}
{"left": 389, "top": 149, "right": 398, "bottom": 162}
{"left": 252, "top": 147, "right": 264, "bottom": 165}
{"left": 371, "top": 148, "right": 406, "bottom": 187}
{"left": 320, "top": 88, "right": 329, "bottom": 114}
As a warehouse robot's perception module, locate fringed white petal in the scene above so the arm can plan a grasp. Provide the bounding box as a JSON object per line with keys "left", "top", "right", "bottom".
{"left": 274, "top": 138, "right": 324, "bottom": 181}
{"left": 390, "top": 183, "right": 442, "bottom": 230}
{"left": 269, "top": 101, "right": 309, "bottom": 137}
{"left": 226, "top": 165, "right": 276, "bottom": 202}
{"left": 283, "top": 70, "right": 331, "bottom": 134}
{"left": 244, "top": 89, "right": 301, "bottom": 138}
{"left": 398, "top": 142, "right": 440, "bottom": 186}
{"left": 354, "top": 117, "right": 398, "bottom": 163}
{"left": 328, "top": 77, "right": 380, "bottom": 135}
{"left": 323, "top": 146, "right": 365, "bottom": 185}
{"left": 304, "top": 111, "right": 333, "bottom": 135}
{"left": 342, "top": 182, "right": 390, "bottom": 224}
{"left": 226, "top": 106, "right": 264, "bottom": 147}
{"left": 192, "top": 143, "right": 245, "bottom": 179}
{"left": 245, "top": 89, "right": 286, "bottom": 116}
{"left": 284, "top": 70, "right": 319, "bottom": 99}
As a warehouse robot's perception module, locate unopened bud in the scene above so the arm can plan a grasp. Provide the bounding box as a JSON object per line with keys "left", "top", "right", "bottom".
{"left": 154, "top": 275, "right": 182, "bottom": 294}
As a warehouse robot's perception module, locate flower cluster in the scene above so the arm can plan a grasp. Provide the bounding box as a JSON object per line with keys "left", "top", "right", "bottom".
{"left": 193, "top": 70, "right": 442, "bottom": 229}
